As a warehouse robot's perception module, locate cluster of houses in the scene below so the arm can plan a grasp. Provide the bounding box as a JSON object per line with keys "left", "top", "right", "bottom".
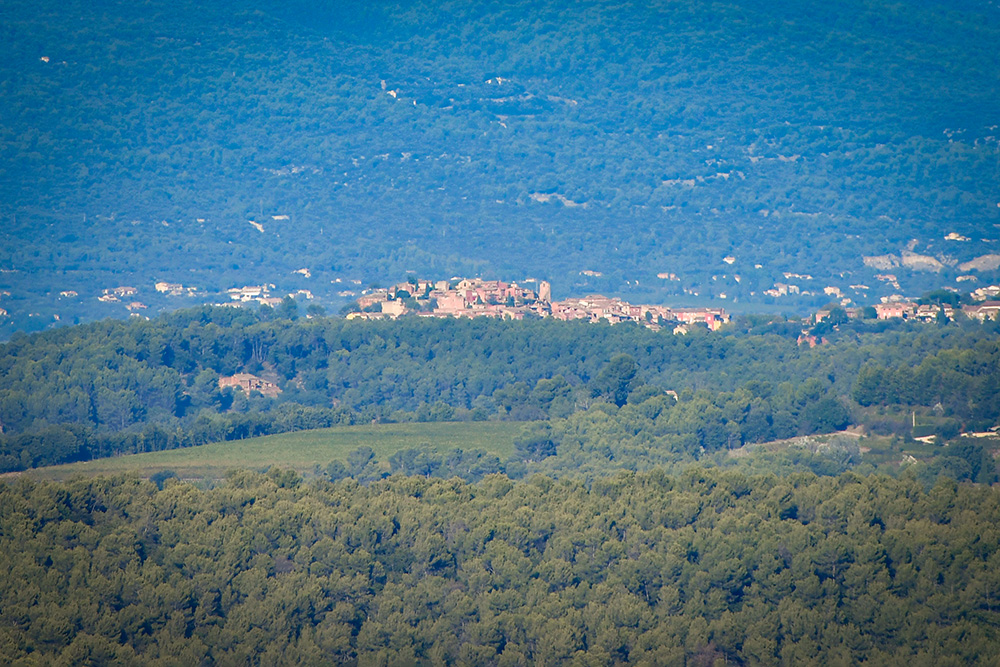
{"left": 353, "top": 278, "right": 549, "bottom": 318}
{"left": 552, "top": 295, "right": 729, "bottom": 332}
{"left": 762, "top": 273, "right": 873, "bottom": 306}
{"left": 223, "top": 285, "right": 314, "bottom": 307}
{"left": 96, "top": 286, "right": 147, "bottom": 312}
{"left": 226, "top": 285, "right": 283, "bottom": 307}
{"left": 971, "top": 285, "right": 1000, "bottom": 302}
{"left": 154, "top": 281, "right": 199, "bottom": 297}
{"left": 814, "top": 295, "right": 1000, "bottom": 324}
{"left": 814, "top": 302, "right": 956, "bottom": 323}
{"left": 74, "top": 276, "right": 999, "bottom": 335}
{"left": 218, "top": 373, "right": 282, "bottom": 398}
{"left": 97, "top": 286, "right": 138, "bottom": 302}
{"left": 883, "top": 301, "right": 1000, "bottom": 322}
{"left": 346, "top": 278, "right": 731, "bottom": 332}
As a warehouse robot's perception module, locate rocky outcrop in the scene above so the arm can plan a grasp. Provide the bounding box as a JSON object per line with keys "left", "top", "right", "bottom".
{"left": 959, "top": 254, "right": 1000, "bottom": 272}
{"left": 900, "top": 251, "right": 946, "bottom": 272}
{"left": 863, "top": 254, "right": 900, "bottom": 270}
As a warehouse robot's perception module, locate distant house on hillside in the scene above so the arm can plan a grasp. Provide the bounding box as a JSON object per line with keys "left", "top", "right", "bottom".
{"left": 913, "top": 304, "right": 953, "bottom": 322}
{"left": 813, "top": 308, "right": 834, "bottom": 324}
{"left": 673, "top": 308, "right": 730, "bottom": 331}
{"left": 381, "top": 300, "right": 407, "bottom": 317}
{"left": 155, "top": 282, "right": 183, "bottom": 293}
{"left": 228, "top": 285, "right": 268, "bottom": 301}
{"left": 875, "top": 302, "right": 916, "bottom": 320}
{"left": 357, "top": 291, "right": 389, "bottom": 309}
{"left": 971, "top": 286, "right": 1000, "bottom": 301}
{"left": 218, "top": 373, "right": 282, "bottom": 398}
{"left": 963, "top": 301, "right": 1000, "bottom": 321}
{"left": 155, "top": 282, "right": 198, "bottom": 296}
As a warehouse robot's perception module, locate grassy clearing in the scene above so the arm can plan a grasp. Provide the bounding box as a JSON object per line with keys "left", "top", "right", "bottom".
{"left": 29, "top": 422, "right": 528, "bottom": 482}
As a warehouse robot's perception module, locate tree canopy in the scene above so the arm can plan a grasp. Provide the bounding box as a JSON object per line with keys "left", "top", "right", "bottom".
{"left": 3, "top": 469, "right": 1000, "bottom": 664}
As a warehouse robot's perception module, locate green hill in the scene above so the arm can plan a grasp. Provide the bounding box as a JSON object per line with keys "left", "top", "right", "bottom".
{"left": 3, "top": 309, "right": 999, "bottom": 476}
{"left": 3, "top": 0, "right": 1000, "bottom": 335}
{"left": 26, "top": 421, "right": 523, "bottom": 482}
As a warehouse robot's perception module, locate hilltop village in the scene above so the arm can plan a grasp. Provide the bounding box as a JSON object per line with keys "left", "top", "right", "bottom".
{"left": 72, "top": 277, "right": 1000, "bottom": 335}
{"left": 345, "top": 278, "right": 730, "bottom": 332}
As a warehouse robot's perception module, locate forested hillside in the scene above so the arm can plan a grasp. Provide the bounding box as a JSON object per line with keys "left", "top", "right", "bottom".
{"left": 3, "top": 469, "right": 1000, "bottom": 664}
{"left": 2, "top": 307, "right": 998, "bottom": 479}
{"left": 3, "top": 0, "right": 1000, "bottom": 335}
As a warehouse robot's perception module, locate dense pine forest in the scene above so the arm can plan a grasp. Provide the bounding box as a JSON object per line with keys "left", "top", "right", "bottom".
{"left": 3, "top": 469, "right": 1000, "bottom": 665}
{"left": 5, "top": 0, "right": 1000, "bottom": 660}
{"left": 2, "top": 301, "right": 998, "bottom": 665}
{"left": 2, "top": 306, "right": 998, "bottom": 483}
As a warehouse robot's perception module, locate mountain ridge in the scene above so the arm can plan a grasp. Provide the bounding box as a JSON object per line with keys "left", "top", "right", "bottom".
{"left": 2, "top": 0, "right": 998, "bottom": 335}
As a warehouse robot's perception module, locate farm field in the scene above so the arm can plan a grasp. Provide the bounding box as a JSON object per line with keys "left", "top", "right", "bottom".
{"left": 27, "top": 421, "right": 526, "bottom": 482}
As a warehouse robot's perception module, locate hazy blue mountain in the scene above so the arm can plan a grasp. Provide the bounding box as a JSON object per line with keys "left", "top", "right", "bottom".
{"left": 2, "top": 0, "right": 999, "bottom": 335}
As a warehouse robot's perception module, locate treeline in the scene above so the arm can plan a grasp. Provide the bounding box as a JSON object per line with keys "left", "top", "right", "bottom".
{"left": 324, "top": 395, "right": 997, "bottom": 487}
{"left": 852, "top": 339, "right": 1000, "bottom": 428}
{"left": 3, "top": 469, "right": 1000, "bottom": 664}
{"left": 0, "top": 404, "right": 357, "bottom": 472}
{"left": 1, "top": 307, "right": 998, "bottom": 472}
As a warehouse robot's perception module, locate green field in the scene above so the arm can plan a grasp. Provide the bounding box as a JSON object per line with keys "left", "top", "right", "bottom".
{"left": 28, "top": 422, "right": 527, "bottom": 482}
